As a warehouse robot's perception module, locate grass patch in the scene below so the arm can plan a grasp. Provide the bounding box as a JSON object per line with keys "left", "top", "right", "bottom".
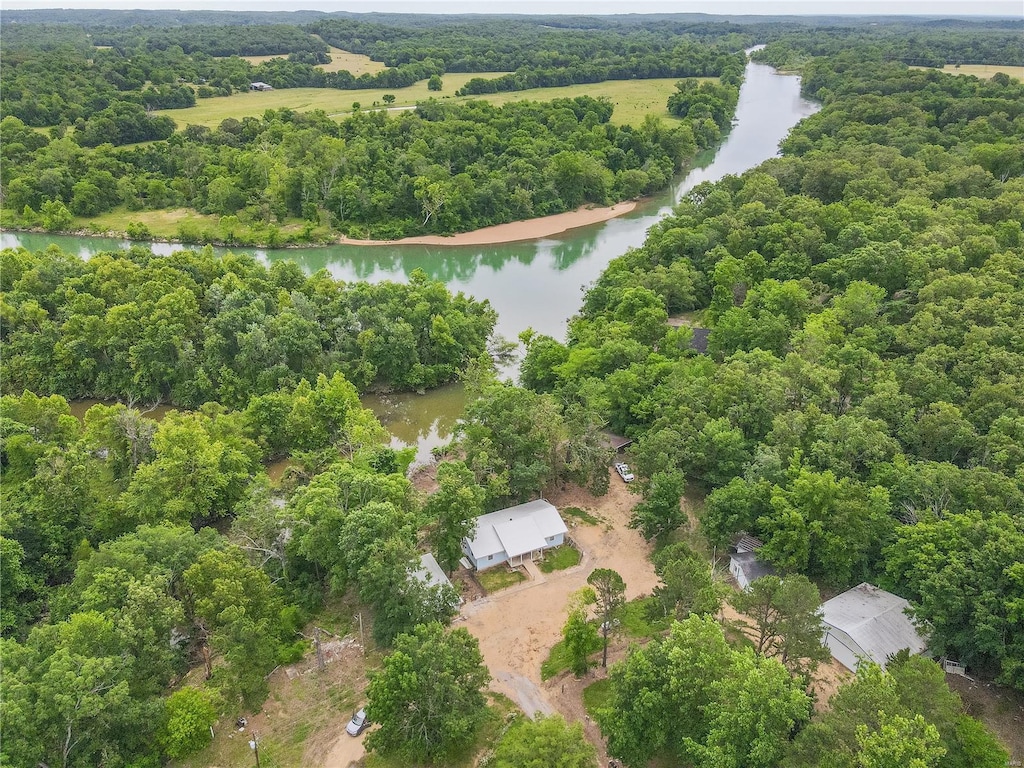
{"left": 235, "top": 46, "right": 389, "bottom": 76}
{"left": 158, "top": 75, "right": 696, "bottom": 129}
{"left": 541, "top": 633, "right": 604, "bottom": 681}
{"left": 619, "top": 596, "right": 672, "bottom": 639}
{"left": 537, "top": 545, "right": 581, "bottom": 573}
{"left": 477, "top": 567, "right": 526, "bottom": 594}
{"left": 465, "top": 77, "right": 693, "bottom": 127}
{"left": 582, "top": 679, "right": 613, "bottom": 719}
{"left": 562, "top": 506, "right": 602, "bottom": 526}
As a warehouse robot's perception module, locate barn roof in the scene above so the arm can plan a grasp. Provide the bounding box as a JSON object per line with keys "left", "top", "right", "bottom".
{"left": 821, "top": 583, "right": 928, "bottom": 666}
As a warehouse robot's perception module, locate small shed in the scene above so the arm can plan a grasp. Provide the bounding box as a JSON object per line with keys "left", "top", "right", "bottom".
{"left": 600, "top": 431, "right": 633, "bottom": 453}
{"left": 462, "top": 499, "right": 567, "bottom": 571}
{"left": 729, "top": 550, "right": 776, "bottom": 590}
{"left": 413, "top": 553, "right": 453, "bottom": 590}
{"left": 821, "top": 583, "right": 928, "bottom": 671}
{"left": 412, "top": 553, "right": 460, "bottom": 603}
{"left": 250, "top": 81, "right": 274, "bottom": 91}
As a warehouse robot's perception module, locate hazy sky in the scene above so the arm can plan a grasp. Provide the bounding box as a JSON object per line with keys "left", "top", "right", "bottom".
{"left": 2, "top": 0, "right": 1021, "bottom": 14}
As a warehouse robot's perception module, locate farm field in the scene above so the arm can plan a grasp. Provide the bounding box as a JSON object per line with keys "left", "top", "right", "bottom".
{"left": 157, "top": 71, "right": 508, "bottom": 127}
{"left": 237, "top": 44, "right": 389, "bottom": 75}
{"left": 159, "top": 75, "right": 689, "bottom": 129}
{"left": 912, "top": 63, "right": 1024, "bottom": 80}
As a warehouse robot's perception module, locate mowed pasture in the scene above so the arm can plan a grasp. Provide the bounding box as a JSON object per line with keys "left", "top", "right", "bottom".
{"left": 236, "top": 45, "right": 388, "bottom": 76}
{"left": 912, "top": 63, "right": 1024, "bottom": 81}
{"left": 159, "top": 75, "right": 691, "bottom": 129}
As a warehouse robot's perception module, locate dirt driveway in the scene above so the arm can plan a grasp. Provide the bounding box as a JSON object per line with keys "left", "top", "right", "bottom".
{"left": 459, "top": 472, "right": 659, "bottom": 720}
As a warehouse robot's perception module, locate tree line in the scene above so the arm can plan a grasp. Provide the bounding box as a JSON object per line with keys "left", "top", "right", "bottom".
{"left": 2, "top": 95, "right": 715, "bottom": 242}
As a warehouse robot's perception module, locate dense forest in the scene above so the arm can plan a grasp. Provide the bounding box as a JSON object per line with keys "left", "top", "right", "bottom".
{"left": 2, "top": 10, "right": 1023, "bottom": 768}
{"left": 0, "top": 248, "right": 496, "bottom": 405}
{"left": 1, "top": 94, "right": 721, "bottom": 242}
{"left": 520, "top": 51, "right": 1024, "bottom": 699}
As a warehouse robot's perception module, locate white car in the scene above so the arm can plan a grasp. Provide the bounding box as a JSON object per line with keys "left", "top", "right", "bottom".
{"left": 346, "top": 709, "right": 370, "bottom": 736}
{"left": 615, "top": 463, "right": 635, "bottom": 482}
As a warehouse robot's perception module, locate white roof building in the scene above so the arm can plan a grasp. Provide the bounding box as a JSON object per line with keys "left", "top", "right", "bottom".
{"left": 462, "top": 499, "right": 567, "bottom": 571}
{"left": 413, "top": 553, "right": 453, "bottom": 589}
{"left": 821, "top": 582, "right": 928, "bottom": 671}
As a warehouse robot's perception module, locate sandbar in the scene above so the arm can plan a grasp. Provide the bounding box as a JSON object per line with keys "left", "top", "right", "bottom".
{"left": 337, "top": 201, "right": 638, "bottom": 247}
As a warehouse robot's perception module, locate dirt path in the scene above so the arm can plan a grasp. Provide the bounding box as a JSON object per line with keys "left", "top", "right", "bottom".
{"left": 319, "top": 730, "right": 368, "bottom": 768}
{"left": 459, "top": 473, "right": 658, "bottom": 746}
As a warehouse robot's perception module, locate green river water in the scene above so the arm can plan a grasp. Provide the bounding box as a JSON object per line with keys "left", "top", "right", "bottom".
{"left": 4, "top": 58, "right": 817, "bottom": 465}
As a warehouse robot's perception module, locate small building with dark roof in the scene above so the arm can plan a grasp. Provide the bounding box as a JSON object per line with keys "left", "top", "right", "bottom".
{"left": 729, "top": 550, "right": 777, "bottom": 590}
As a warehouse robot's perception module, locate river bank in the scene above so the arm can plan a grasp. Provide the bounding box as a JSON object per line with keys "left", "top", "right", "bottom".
{"left": 338, "top": 201, "right": 639, "bottom": 247}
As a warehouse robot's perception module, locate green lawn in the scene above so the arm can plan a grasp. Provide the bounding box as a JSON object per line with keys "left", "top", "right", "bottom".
{"left": 582, "top": 679, "right": 613, "bottom": 719}
{"left": 158, "top": 75, "right": 696, "bottom": 129}
{"left": 477, "top": 567, "right": 526, "bottom": 594}
{"left": 561, "top": 506, "right": 602, "bottom": 526}
{"left": 157, "top": 72, "right": 508, "bottom": 128}
{"left": 538, "top": 545, "right": 581, "bottom": 574}
{"left": 619, "top": 596, "right": 673, "bottom": 639}
{"left": 540, "top": 633, "right": 604, "bottom": 681}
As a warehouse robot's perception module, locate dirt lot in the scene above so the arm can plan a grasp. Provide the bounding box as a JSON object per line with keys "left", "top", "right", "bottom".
{"left": 458, "top": 471, "right": 660, "bottom": 760}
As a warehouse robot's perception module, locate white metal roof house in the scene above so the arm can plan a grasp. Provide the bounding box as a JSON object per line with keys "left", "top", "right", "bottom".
{"left": 821, "top": 583, "right": 928, "bottom": 671}
{"left": 462, "top": 499, "right": 567, "bottom": 571}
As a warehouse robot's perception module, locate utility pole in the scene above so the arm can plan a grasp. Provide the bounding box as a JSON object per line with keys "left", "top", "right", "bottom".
{"left": 355, "top": 612, "right": 364, "bottom": 650}
{"left": 249, "top": 731, "right": 261, "bottom": 768}
{"left": 315, "top": 626, "right": 325, "bottom": 672}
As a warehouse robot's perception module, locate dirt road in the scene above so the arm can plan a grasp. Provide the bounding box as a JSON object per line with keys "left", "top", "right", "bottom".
{"left": 459, "top": 474, "right": 659, "bottom": 720}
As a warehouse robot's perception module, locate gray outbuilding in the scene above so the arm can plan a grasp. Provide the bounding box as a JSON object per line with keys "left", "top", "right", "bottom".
{"left": 820, "top": 582, "right": 928, "bottom": 671}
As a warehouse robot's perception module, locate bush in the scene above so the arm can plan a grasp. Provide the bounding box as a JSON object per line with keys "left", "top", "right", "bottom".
{"left": 158, "top": 687, "right": 220, "bottom": 759}
{"left": 126, "top": 221, "right": 152, "bottom": 240}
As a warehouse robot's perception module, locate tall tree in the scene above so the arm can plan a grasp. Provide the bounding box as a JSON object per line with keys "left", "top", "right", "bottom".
{"left": 425, "top": 460, "right": 485, "bottom": 575}
{"left": 489, "top": 713, "right": 598, "bottom": 768}
{"left": 588, "top": 568, "right": 626, "bottom": 668}
{"left": 629, "top": 469, "right": 686, "bottom": 541}
{"left": 729, "top": 574, "right": 829, "bottom": 675}
{"left": 598, "top": 615, "right": 811, "bottom": 768}
{"left": 561, "top": 587, "right": 599, "bottom": 677}
{"left": 651, "top": 542, "right": 722, "bottom": 619}
{"left": 365, "top": 622, "right": 490, "bottom": 764}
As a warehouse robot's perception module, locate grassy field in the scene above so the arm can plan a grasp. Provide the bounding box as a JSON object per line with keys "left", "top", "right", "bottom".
{"left": 158, "top": 75, "right": 689, "bottom": 129}
{"left": 582, "top": 679, "right": 613, "bottom": 718}
{"left": 158, "top": 72, "right": 504, "bottom": 127}
{"left": 912, "top": 64, "right": 1024, "bottom": 81}
{"left": 238, "top": 45, "right": 388, "bottom": 76}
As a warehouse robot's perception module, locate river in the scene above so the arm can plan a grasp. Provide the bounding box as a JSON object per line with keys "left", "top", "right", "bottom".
{"left": 2, "top": 58, "right": 818, "bottom": 464}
